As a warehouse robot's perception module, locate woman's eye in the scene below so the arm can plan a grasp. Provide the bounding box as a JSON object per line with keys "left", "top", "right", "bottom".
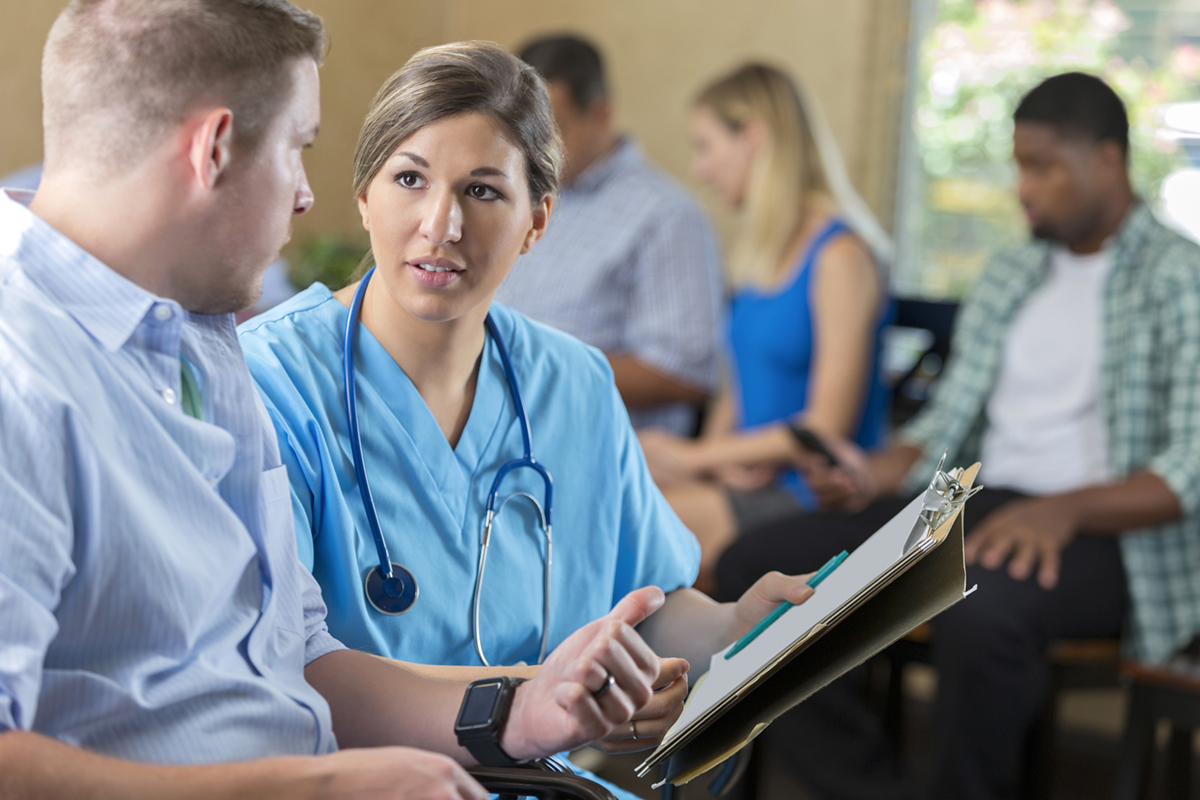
{"left": 468, "top": 183, "right": 501, "bottom": 201}
{"left": 394, "top": 171, "right": 425, "bottom": 189}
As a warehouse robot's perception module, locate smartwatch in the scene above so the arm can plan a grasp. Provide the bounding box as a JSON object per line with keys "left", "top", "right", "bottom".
{"left": 455, "top": 676, "right": 529, "bottom": 767}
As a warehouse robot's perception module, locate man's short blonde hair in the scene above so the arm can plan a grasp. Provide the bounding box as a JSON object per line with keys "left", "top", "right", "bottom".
{"left": 42, "top": 0, "right": 325, "bottom": 174}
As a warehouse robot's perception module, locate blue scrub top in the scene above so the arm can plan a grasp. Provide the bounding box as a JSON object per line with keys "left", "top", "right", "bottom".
{"left": 240, "top": 285, "right": 700, "bottom": 667}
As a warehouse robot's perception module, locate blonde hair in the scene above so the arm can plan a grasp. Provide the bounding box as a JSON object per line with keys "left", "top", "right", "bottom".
{"left": 696, "top": 64, "right": 831, "bottom": 288}
{"left": 42, "top": 0, "right": 325, "bottom": 174}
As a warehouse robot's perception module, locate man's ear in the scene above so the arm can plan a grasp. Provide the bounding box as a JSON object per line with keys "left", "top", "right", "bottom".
{"left": 187, "top": 108, "right": 235, "bottom": 190}
{"left": 588, "top": 96, "right": 613, "bottom": 131}
{"left": 1095, "top": 139, "right": 1127, "bottom": 177}
{"left": 521, "top": 193, "right": 554, "bottom": 254}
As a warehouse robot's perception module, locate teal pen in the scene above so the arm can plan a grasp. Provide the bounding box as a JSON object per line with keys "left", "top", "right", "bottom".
{"left": 724, "top": 550, "right": 849, "bottom": 660}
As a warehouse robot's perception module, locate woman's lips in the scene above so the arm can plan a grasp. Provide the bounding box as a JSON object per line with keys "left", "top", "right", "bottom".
{"left": 408, "top": 260, "right": 463, "bottom": 288}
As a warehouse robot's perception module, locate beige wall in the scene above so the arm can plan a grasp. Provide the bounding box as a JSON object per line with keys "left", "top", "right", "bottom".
{"left": 0, "top": 1, "right": 909, "bottom": 253}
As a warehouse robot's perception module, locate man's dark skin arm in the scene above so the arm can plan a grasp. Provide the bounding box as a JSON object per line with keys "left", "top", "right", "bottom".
{"left": 801, "top": 437, "right": 1182, "bottom": 591}
{"left": 608, "top": 355, "right": 707, "bottom": 409}
{"left": 965, "top": 471, "right": 1181, "bottom": 589}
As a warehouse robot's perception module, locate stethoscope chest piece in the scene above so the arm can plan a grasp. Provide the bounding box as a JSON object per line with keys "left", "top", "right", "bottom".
{"left": 365, "top": 562, "right": 419, "bottom": 615}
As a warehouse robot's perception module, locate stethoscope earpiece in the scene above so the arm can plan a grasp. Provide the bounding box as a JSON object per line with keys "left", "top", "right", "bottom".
{"left": 365, "top": 562, "right": 419, "bottom": 615}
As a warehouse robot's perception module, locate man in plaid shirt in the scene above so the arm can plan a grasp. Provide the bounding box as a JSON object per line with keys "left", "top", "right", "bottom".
{"left": 716, "top": 73, "right": 1200, "bottom": 800}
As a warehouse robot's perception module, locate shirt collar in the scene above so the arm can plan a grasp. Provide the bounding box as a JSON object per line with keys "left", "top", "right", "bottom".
{"left": 565, "top": 136, "right": 641, "bottom": 194}
{"left": 0, "top": 188, "right": 169, "bottom": 352}
{"left": 1109, "top": 200, "right": 1153, "bottom": 267}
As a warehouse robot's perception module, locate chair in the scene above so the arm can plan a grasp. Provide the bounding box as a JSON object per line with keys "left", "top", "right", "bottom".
{"left": 886, "top": 298, "right": 959, "bottom": 428}
{"left": 1112, "top": 658, "right": 1200, "bottom": 800}
{"left": 471, "top": 760, "right": 618, "bottom": 800}
{"left": 873, "top": 623, "right": 1122, "bottom": 800}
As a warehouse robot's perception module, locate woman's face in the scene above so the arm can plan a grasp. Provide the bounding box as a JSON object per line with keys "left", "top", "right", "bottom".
{"left": 689, "top": 105, "right": 758, "bottom": 209}
{"left": 357, "top": 112, "right": 550, "bottom": 324}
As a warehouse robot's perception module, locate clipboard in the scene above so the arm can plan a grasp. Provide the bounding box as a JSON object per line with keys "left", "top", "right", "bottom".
{"left": 636, "top": 461, "right": 982, "bottom": 787}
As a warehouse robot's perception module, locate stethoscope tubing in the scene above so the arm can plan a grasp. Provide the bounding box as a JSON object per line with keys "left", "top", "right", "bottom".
{"left": 344, "top": 266, "right": 554, "bottom": 666}
{"left": 345, "top": 267, "right": 398, "bottom": 580}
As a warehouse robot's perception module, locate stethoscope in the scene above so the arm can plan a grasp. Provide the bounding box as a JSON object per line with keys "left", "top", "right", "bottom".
{"left": 344, "top": 266, "right": 554, "bottom": 666}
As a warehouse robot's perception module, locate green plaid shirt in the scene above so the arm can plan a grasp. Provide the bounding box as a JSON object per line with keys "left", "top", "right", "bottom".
{"left": 899, "top": 204, "right": 1200, "bottom": 663}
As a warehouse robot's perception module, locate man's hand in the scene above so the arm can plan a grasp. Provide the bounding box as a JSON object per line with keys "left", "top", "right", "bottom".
{"left": 592, "top": 657, "right": 689, "bottom": 754}
{"left": 728, "top": 571, "right": 816, "bottom": 644}
{"left": 964, "top": 496, "right": 1081, "bottom": 590}
{"left": 501, "top": 586, "right": 679, "bottom": 761}
{"left": 309, "top": 747, "right": 487, "bottom": 800}
{"left": 791, "top": 433, "right": 877, "bottom": 512}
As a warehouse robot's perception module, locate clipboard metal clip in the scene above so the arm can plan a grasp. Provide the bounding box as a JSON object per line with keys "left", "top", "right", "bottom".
{"left": 903, "top": 452, "right": 982, "bottom": 552}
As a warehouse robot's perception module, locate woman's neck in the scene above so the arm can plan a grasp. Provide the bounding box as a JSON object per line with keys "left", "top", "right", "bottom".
{"left": 344, "top": 277, "right": 490, "bottom": 448}
{"left": 775, "top": 207, "right": 833, "bottom": 283}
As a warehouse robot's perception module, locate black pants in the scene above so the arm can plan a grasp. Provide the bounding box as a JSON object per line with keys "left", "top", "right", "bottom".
{"left": 714, "top": 489, "right": 1128, "bottom": 800}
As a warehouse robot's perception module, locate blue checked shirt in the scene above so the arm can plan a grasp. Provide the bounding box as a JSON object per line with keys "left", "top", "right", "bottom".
{"left": 0, "top": 190, "right": 344, "bottom": 762}
{"left": 495, "top": 138, "right": 724, "bottom": 435}
{"left": 899, "top": 203, "right": 1200, "bottom": 663}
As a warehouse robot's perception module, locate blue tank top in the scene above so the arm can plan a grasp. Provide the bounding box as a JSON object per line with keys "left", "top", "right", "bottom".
{"left": 727, "top": 218, "right": 893, "bottom": 509}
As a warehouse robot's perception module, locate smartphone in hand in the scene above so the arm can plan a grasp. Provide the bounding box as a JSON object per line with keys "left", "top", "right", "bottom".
{"left": 787, "top": 425, "right": 841, "bottom": 468}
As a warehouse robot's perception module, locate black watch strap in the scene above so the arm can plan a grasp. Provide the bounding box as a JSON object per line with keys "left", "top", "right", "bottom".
{"left": 455, "top": 676, "right": 529, "bottom": 767}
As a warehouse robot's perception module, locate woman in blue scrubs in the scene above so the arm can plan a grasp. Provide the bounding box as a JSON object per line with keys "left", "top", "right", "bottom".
{"left": 240, "top": 41, "right": 811, "bottom": 758}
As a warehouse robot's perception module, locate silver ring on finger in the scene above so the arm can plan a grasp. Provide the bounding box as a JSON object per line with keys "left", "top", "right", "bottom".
{"left": 630, "top": 721, "right": 638, "bottom": 740}
{"left": 592, "top": 673, "right": 616, "bottom": 700}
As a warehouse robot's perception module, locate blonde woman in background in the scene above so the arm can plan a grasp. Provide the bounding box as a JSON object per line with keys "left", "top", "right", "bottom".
{"left": 639, "top": 63, "right": 894, "bottom": 593}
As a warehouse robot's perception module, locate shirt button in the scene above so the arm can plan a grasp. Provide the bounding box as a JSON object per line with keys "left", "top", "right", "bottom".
{"left": 162, "top": 387, "right": 177, "bottom": 404}
{"left": 154, "top": 304, "right": 174, "bottom": 321}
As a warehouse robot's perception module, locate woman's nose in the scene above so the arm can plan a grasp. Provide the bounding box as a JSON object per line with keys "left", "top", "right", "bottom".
{"left": 420, "top": 189, "right": 463, "bottom": 245}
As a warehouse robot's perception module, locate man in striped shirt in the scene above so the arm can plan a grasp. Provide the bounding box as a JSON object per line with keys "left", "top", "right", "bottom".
{"left": 498, "top": 35, "right": 724, "bottom": 437}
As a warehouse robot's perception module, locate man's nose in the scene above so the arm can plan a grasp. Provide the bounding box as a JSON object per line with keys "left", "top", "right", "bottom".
{"left": 294, "top": 165, "right": 314, "bottom": 215}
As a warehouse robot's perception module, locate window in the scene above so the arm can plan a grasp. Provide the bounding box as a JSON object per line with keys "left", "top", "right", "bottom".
{"left": 894, "top": 0, "right": 1200, "bottom": 298}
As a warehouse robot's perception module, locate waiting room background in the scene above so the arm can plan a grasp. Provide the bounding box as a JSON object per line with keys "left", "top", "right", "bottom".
{"left": 5, "top": 1, "right": 1197, "bottom": 298}
{"left": 0, "top": 0, "right": 910, "bottom": 279}
{"left": 4, "top": 1, "right": 1198, "bottom": 300}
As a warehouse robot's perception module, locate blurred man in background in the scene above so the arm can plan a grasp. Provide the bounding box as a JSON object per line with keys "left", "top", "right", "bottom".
{"left": 497, "top": 34, "right": 723, "bottom": 436}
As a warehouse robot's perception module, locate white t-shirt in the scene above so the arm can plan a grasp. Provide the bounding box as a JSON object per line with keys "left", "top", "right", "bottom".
{"left": 979, "top": 246, "right": 1113, "bottom": 495}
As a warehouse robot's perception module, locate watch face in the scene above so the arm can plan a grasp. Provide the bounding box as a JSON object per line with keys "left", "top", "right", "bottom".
{"left": 458, "top": 679, "right": 503, "bottom": 729}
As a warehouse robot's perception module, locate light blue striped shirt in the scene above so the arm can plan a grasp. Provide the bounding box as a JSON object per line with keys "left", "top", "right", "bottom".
{"left": 495, "top": 138, "right": 724, "bottom": 436}
{"left": 0, "top": 189, "right": 344, "bottom": 763}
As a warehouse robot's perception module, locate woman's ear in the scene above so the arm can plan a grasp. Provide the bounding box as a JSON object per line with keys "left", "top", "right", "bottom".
{"left": 521, "top": 193, "right": 554, "bottom": 254}
{"left": 356, "top": 192, "right": 371, "bottom": 232}
{"left": 741, "top": 117, "right": 769, "bottom": 153}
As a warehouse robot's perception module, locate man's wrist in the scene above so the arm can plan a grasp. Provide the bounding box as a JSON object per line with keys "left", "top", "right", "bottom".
{"left": 1045, "top": 490, "right": 1088, "bottom": 529}
{"left": 870, "top": 443, "right": 923, "bottom": 496}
